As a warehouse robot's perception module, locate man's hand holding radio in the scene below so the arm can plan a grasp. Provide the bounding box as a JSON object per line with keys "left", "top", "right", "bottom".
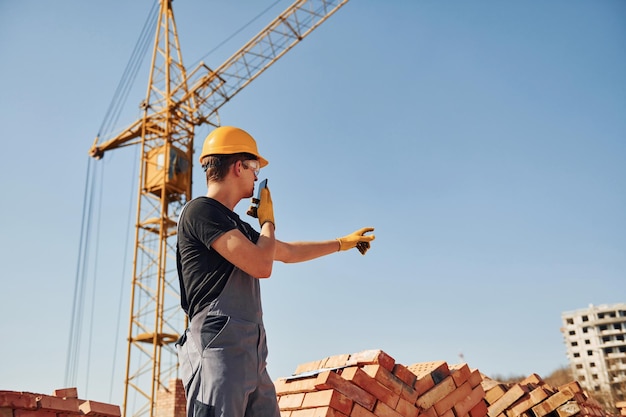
{"left": 257, "top": 187, "right": 275, "bottom": 229}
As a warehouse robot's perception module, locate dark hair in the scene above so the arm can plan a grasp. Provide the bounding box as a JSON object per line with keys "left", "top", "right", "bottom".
{"left": 201, "top": 152, "right": 256, "bottom": 183}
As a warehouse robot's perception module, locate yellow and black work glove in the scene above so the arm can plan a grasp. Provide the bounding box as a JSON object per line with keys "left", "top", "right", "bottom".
{"left": 257, "top": 187, "right": 275, "bottom": 228}
{"left": 337, "top": 227, "right": 375, "bottom": 255}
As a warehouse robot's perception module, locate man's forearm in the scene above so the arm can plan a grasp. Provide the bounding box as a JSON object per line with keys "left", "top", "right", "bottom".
{"left": 276, "top": 240, "right": 339, "bottom": 263}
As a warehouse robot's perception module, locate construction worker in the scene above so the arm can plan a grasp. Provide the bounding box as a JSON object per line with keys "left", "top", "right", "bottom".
{"left": 175, "top": 126, "right": 375, "bottom": 417}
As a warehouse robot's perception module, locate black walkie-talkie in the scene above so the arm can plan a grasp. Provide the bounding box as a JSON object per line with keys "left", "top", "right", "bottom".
{"left": 247, "top": 179, "right": 268, "bottom": 218}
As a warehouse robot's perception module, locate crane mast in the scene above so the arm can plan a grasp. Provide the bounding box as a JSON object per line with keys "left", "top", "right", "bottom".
{"left": 88, "top": 1, "right": 350, "bottom": 417}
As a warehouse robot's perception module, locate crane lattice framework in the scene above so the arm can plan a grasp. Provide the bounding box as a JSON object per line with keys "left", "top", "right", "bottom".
{"left": 88, "top": 1, "right": 350, "bottom": 417}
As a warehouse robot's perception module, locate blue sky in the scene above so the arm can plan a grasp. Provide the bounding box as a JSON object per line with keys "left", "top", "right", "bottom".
{"left": 0, "top": 0, "right": 624, "bottom": 408}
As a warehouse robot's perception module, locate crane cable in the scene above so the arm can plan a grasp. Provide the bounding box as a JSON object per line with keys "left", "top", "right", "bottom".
{"left": 64, "top": 157, "right": 99, "bottom": 388}
{"left": 64, "top": 0, "right": 159, "bottom": 394}
{"left": 107, "top": 146, "right": 138, "bottom": 402}
{"left": 97, "top": 1, "right": 159, "bottom": 139}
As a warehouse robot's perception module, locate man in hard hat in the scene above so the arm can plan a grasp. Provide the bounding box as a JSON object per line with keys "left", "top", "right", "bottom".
{"left": 175, "top": 126, "right": 375, "bottom": 417}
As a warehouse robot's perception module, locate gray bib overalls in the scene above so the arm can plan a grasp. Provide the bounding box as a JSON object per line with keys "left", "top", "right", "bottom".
{"left": 176, "top": 265, "right": 280, "bottom": 417}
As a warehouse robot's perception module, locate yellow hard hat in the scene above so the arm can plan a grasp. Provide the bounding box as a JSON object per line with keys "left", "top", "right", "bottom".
{"left": 199, "top": 126, "right": 268, "bottom": 167}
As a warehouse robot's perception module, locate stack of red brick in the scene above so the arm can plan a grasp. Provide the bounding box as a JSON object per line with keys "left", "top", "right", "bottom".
{"left": 273, "top": 349, "right": 614, "bottom": 417}
{"left": 481, "top": 373, "right": 609, "bottom": 417}
{"left": 0, "top": 388, "right": 120, "bottom": 417}
{"left": 274, "top": 349, "right": 485, "bottom": 417}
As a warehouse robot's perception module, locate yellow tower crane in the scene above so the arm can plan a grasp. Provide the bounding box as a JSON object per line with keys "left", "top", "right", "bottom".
{"left": 88, "top": 1, "right": 349, "bottom": 417}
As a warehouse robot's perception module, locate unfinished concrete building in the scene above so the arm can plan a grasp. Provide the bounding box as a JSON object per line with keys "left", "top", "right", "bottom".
{"left": 561, "top": 303, "right": 626, "bottom": 402}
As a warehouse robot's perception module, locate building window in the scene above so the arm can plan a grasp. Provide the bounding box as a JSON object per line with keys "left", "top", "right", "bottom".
{"left": 592, "top": 374, "right": 598, "bottom": 380}
{"left": 572, "top": 341, "right": 578, "bottom": 346}
{"left": 582, "top": 315, "right": 589, "bottom": 322}
{"left": 587, "top": 350, "right": 593, "bottom": 356}
{"left": 569, "top": 330, "right": 576, "bottom": 335}
{"left": 590, "top": 362, "right": 595, "bottom": 367}
{"left": 574, "top": 353, "right": 580, "bottom": 358}
{"left": 614, "top": 323, "right": 621, "bottom": 330}
{"left": 585, "top": 339, "right": 590, "bottom": 344}
{"left": 567, "top": 318, "right": 574, "bottom": 325}
{"left": 576, "top": 364, "right": 583, "bottom": 369}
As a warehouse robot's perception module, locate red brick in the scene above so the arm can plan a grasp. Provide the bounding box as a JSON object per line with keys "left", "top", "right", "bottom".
{"left": 558, "top": 382, "right": 582, "bottom": 395}
{"left": 555, "top": 402, "right": 581, "bottom": 417}
{"left": 392, "top": 364, "right": 416, "bottom": 388}
{"left": 346, "top": 350, "right": 395, "bottom": 372}
{"left": 483, "top": 383, "right": 508, "bottom": 406}
{"left": 416, "top": 375, "right": 456, "bottom": 410}
{"left": 361, "top": 365, "right": 412, "bottom": 401}
{"left": 295, "top": 359, "right": 326, "bottom": 376}
{"left": 413, "top": 375, "right": 435, "bottom": 397}
{"left": 519, "top": 374, "right": 543, "bottom": 388}
{"left": 434, "top": 380, "right": 472, "bottom": 415}
{"left": 38, "top": 395, "right": 79, "bottom": 413}
{"left": 314, "top": 371, "right": 376, "bottom": 411}
{"left": 279, "top": 393, "right": 306, "bottom": 411}
{"left": 275, "top": 377, "right": 320, "bottom": 395}
{"left": 440, "top": 408, "right": 455, "bottom": 417}
{"left": 394, "top": 398, "right": 419, "bottom": 417}
{"left": 0, "top": 408, "right": 13, "bottom": 417}
{"left": 372, "top": 401, "right": 404, "bottom": 417}
{"left": 469, "top": 400, "right": 488, "bottom": 417}
{"left": 531, "top": 388, "right": 575, "bottom": 417}
{"left": 14, "top": 411, "right": 56, "bottom": 417}
{"left": 449, "top": 364, "right": 472, "bottom": 387}
{"left": 409, "top": 361, "right": 451, "bottom": 398}
{"left": 53, "top": 389, "right": 78, "bottom": 399}
{"left": 468, "top": 370, "right": 483, "bottom": 388}
{"left": 322, "top": 355, "right": 351, "bottom": 370}
{"left": 508, "top": 387, "right": 551, "bottom": 417}
{"left": 349, "top": 404, "right": 376, "bottom": 417}
{"left": 78, "top": 400, "right": 121, "bottom": 417}
{"left": 453, "top": 384, "right": 485, "bottom": 417}
{"left": 156, "top": 381, "right": 187, "bottom": 417}
{"left": 302, "top": 390, "right": 353, "bottom": 416}
{"left": 340, "top": 367, "right": 399, "bottom": 409}
{"left": 291, "top": 406, "right": 348, "bottom": 417}
{"left": 407, "top": 361, "right": 450, "bottom": 385}
{"left": 0, "top": 393, "right": 38, "bottom": 410}
{"left": 487, "top": 384, "right": 529, "bottom": 417}
{"left": 572, "top": 392, "right": 587, "bottom": 404}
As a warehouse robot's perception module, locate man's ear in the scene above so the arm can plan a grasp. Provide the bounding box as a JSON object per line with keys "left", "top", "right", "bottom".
{"left": 233, "top": 160, "right": 243, "bottom": 176}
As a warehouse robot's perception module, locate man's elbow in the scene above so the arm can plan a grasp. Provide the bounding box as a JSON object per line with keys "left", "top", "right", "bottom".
{"left": 255, "top": 262, "right": 274, "bottom": 278}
